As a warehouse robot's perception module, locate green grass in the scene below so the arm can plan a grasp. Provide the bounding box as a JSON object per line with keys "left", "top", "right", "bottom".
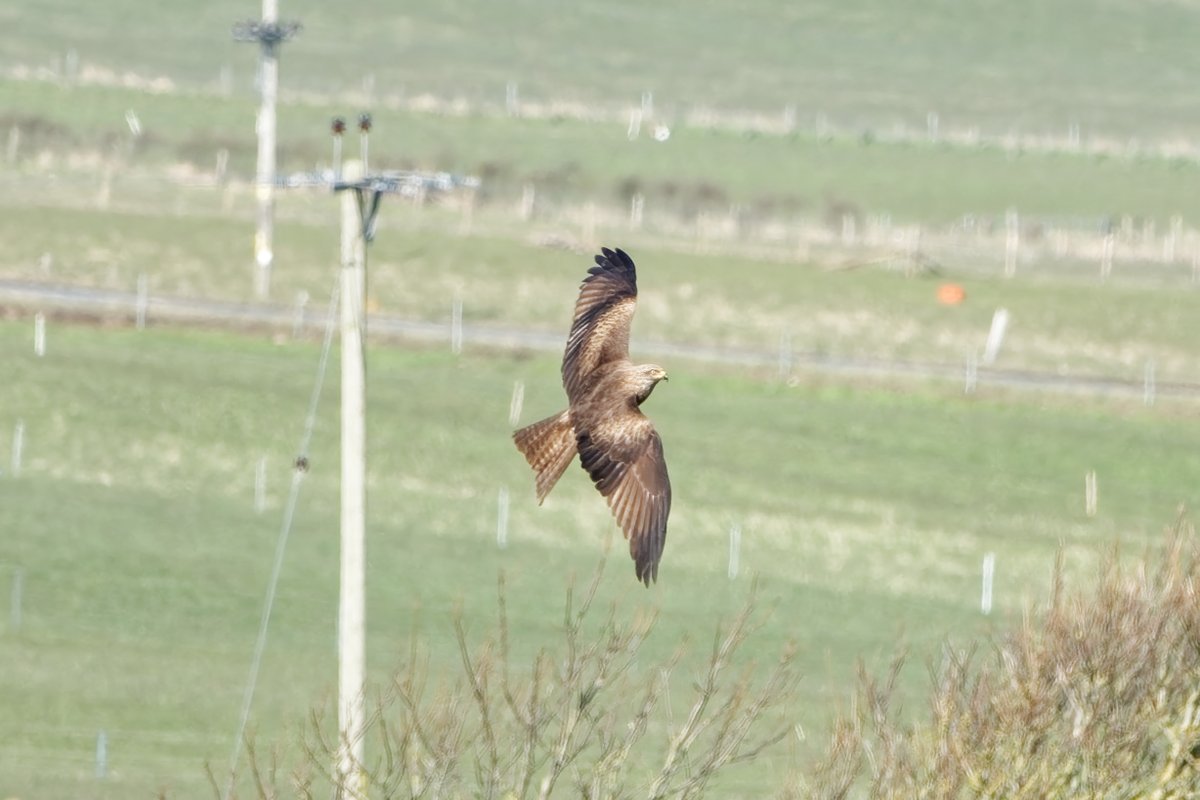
{"left": 1, "top": 203, "right": 1197, "bottom": 386}
{"left": 0, "top": 319, "right": 1197, "bottom": 797}
{"left": 8, "top": 77, "right": 1200, "bottom": 228}
{"left": 5, "top": 0, "right": 1200, "bottom": 137}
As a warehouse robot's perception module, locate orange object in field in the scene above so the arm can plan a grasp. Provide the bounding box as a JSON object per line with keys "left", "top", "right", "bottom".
{"left": 936, "top": 283, "right": 966, "bottom": 305}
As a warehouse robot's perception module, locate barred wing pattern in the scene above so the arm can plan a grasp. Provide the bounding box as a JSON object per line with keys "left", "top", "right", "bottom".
{"left": 561, "top": 247, "right": 638, "bottom": 404}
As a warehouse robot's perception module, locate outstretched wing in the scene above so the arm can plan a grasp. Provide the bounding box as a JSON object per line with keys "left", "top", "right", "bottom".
{"left": 576, "top": 414, "right": 672, "bottom": 585}
{"left": 562, "top": 247, "right": 638, "bottom": 405}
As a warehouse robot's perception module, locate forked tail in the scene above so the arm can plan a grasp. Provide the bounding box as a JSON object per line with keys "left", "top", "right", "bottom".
{"left": 512, "top": 410, "right": 577, "bottom": 504}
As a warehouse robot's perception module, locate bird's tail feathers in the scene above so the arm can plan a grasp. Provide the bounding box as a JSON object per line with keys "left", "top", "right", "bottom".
{"left": 513, "top": 410, "right": 577, "bottom": 504}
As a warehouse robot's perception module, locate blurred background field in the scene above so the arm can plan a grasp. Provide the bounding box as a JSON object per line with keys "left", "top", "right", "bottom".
{"left": 3, "top": 321, "right": 1198, "bottom": 797}
{"left": 2, "top": 0, "right": 1200, "bottom": 797}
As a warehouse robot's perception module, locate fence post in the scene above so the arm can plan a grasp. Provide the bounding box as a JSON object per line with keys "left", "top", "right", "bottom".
{"left": 11, "top": 420, "right": 24, "bottom": 477}
{"left": 519, "top": 183, "right": 535, "bottom": 220}
{"left": 496, "top": 487, "right": 510, "bottom": 549}
{"left": 33, "top": 313, "right": 45, "bottom": 357}
{"left": 450, "top": 295, "right": 463, "bottom": 355}
{"left": 1100, "top": 231, "right": 1114, "bottom": 281}
{"left": 1004, "top": 209, "right": 1019, "bottom": 278}
{"left": 627, "top": 109, "right": 642, "bottom": 140}
{"left": 505, "top": 80, "right": 519, "bottom": 116}
{"left": 1085, "top": 470, "right": 1098, "bottom": 517}
{"left": 95, "top": 729, "right": 108, "bottom": 779}
{"left": 782, "top": 104, "right": 797, "bottom": 133}
{"left": 981, "top": 308, "right": 1009, "bottom": 365}
{"left": 508, "top": 380, "right": 525, "bottom": 427}
{"left": 136, "top": 273, "right": 149, "bottom": 330}
{"left": 981, "top": 552, "right": 995, "bottom": 614}
{"left": 840, "top": 214, "right": 856, "bottom": 247}
{"left": 1144, "top": 360, "right": 1156, "bottom": 407}
{"left": 255, "top": 456, "right": 267, "bottom": 513}
{"left": 10, "top": 567, "right": 22, "bottom": 632}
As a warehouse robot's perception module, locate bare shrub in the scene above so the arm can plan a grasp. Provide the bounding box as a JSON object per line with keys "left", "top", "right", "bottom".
{"left": 236, "top": 558, "right": 799, "bottom": 799}
{"left": 808, "top": 510, "right": 1200, "bottom": 798}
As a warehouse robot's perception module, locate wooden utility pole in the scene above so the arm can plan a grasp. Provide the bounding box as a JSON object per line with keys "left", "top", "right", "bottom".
{"left": 254, "top": 0, "right": 279, "bottom": 300}
{"left": 234, "top": 1, "right": 300, "bottom": 299}
{"left": 337, "top": 159, "right": 367, "bottom": 797}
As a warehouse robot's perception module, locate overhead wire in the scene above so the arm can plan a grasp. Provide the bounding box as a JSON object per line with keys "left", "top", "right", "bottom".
{"left": 222, "top": 278, "right": 340, "bottom": 800}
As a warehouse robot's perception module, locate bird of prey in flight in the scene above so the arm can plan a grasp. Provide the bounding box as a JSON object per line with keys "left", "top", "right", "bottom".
{"left": 513, "top": 247, "right": 672, "bottom": 585}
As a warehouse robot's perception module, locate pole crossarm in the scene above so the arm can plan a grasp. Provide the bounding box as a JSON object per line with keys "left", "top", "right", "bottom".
{"left": 280, "top": 167, "right": 480, "bottom": 242}
{"left": 278, "top": 169, "right": 481, "bottom": 195}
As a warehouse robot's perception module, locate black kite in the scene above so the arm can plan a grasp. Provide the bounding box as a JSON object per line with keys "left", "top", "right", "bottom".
{"left": 513, "top": 247, "right": 672, "bottom": 585}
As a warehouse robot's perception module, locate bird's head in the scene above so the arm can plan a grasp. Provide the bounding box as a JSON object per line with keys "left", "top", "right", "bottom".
{"left": 633, "top": 363, "right": 669, "bottom": 405}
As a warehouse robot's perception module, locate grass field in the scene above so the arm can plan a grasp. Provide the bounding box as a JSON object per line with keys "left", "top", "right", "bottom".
{"left": 1, "top": 204, "right": 1197, "bottom": 387}
{"left": 5, "top": 0, "right": 1200, "bottom": 137}
{"left": 1, "top": 318, "right": 1197, "bottom": 798}
{"left": 8, "top": 77, "right": 1200, "bottom": 230}
{"left": 3, "top": 1, "right": 1200, "bottom": 796}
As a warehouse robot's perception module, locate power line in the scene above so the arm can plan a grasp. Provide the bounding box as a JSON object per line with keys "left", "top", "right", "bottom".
{"left": 222, "top": 278, "right": 339, "bottom": 800}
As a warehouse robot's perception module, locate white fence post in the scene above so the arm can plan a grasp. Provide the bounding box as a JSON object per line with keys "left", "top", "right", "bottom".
{"left": 450, "top": 295, "right": 463, "bottom": 355}
{"left": 964, "top": 352, "right": 978, "bottom": 395}
{"left": 95, "top": 729, "right": 108, "bottom": 779}
{"left": 508, "top": 381, "right": 525, "bottom": 427}
{"left": 135, "top": 273, "right": 148, "bottom": 330}
{"left": 981, "top": 552, "right": 995, "bottom": 614}
{"left": 627, "top": 109, "right": 642, "bottom": 141}
{"left": 11, "top": 420, "right": 24, "bottom": 477}
{"left": 840, "top": 213, "right": 856, "bottom": 246}
{"left": 1100, "top": 232, "right": 1114, "bottom": 281}
{"left": 1144, "top": 360, "right": 1156, "bottom": 407}
{"left": 496, "top": 487, "right": 510, "bottom": 549}
{"left": 10, "top": 567, "right": 22, "bottom": 632}
{"left": 1085, "top": 470, "right": 1098, "bottom": 517}
{"left": 33, "top": 313, "right": 45, "bottom": 357}
{"left": 519, "top": 183, "right": 536, "bottom": 220}
{"left": 506, "top": 80, "right": 519, "bottom": 117}
{"left": 1004, "top": 209, "right": 1019, "bottom": 278}
{"left": 782, "top": 104, "right": 797, "bottom": 132}
{"left": 981, "top": 308, "right": 1010, "bottom": 365}
{"left": 255, "top": 457, "right": 267, "bottom": 513}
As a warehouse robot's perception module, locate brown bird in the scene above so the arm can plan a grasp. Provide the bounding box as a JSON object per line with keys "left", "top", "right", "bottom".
{"left": 513, "top": 247, "right": 672, "bottom": 585}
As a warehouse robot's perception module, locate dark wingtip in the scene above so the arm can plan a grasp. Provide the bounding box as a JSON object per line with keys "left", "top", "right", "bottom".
{"left": 594, "top": 246, "right": 636, "bottom": 272}
{"left": 636, "top": 560, "right": 658, "bottom": 587}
